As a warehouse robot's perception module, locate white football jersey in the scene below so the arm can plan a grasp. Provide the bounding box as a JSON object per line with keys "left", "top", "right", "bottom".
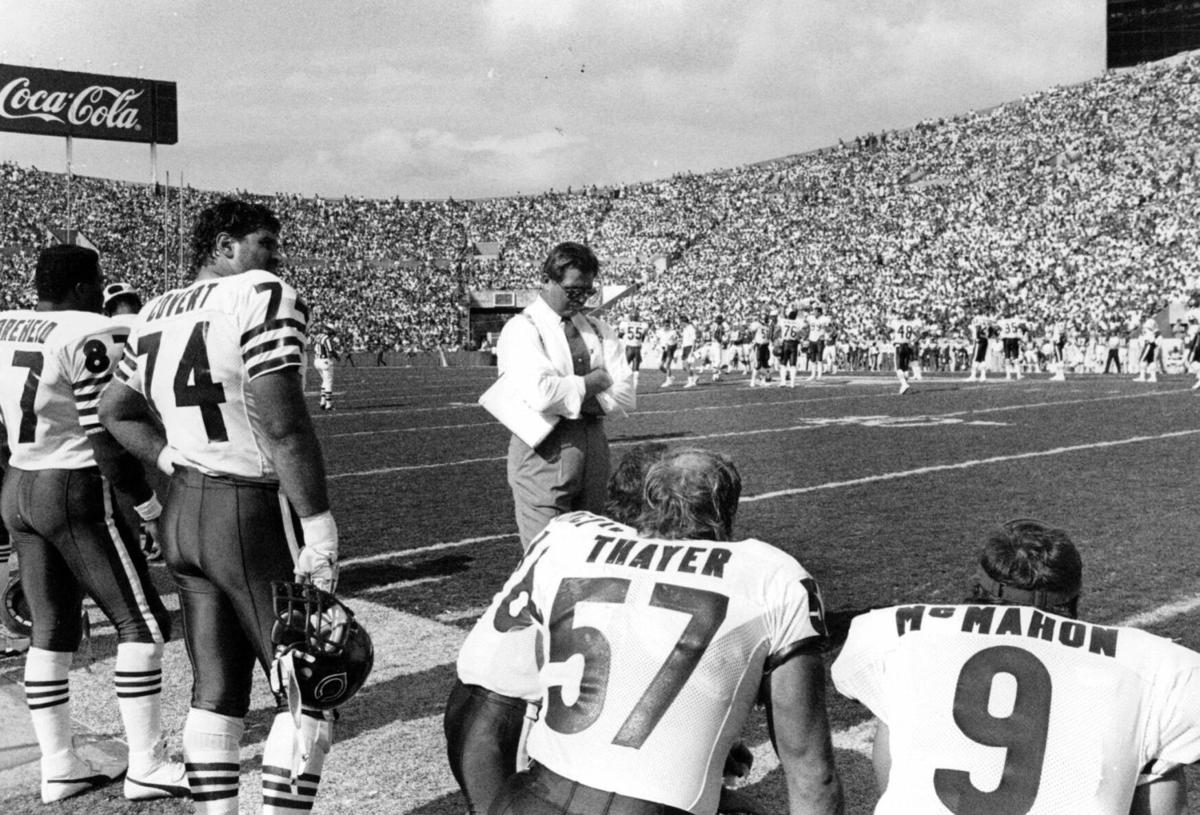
{"left": 777, "top": 317, "right": 803, "bottom": 342}
{"left": 115, "top": 270, "right": 308, "bottom": 481}
{"left": 457, "top": 513, "right": 637, "bottom": 701}
{"left": 998, "top": 317, "right": 1024, "bottom": 339}
{"left": 619, "top": 320, "right": 648, "bottom": 347}
{"left": 833, "top": 604, "right": 1200, "bottom": 815}
{"left": 889, "top": 318, "right": 922, "bottom": 345}
{"left": 0, "top": 310, "right": 128, "bottom": 470}
{"left": 680, "top": 324, "right": 697, "bottom": 347}
{"left": 809, "top": 314, "right": 831, "bottom": 340}
{"left": 497, "top": 513, "right": 827, "bottom": 814}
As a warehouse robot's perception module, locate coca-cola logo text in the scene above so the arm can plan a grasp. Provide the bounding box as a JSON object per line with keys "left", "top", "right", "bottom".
{"left": 0, "top": 77, "right": 143, "bottom": 131}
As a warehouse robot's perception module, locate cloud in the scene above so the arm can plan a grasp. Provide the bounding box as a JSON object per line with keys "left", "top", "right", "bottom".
{"left": 267, "top": 126, "right": 590, "bottom": 198}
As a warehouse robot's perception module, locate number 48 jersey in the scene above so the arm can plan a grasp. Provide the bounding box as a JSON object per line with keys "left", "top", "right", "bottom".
{"left": 0, "top": 309, "right": 128, "bottom": 470}
{"left": 832, "top": 604, "right": 1200, "bottom": 814}
{"left": 507, "top": 513, "right": 828, "bottom": 814}
{"left": 115, "top": 270, "right": 308, "bottom": 480}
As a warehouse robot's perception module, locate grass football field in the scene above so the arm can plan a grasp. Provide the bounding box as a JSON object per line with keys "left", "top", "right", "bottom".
{"left": 4, "top": 363, "right": 1200, "bottom": 814}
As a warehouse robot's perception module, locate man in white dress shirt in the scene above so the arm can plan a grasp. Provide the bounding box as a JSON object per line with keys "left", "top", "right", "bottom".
{"left": 496, "top": 242, "right": 636, "bottom": 550}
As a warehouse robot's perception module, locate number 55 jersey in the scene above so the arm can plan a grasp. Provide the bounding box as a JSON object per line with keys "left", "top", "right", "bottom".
{"left": 832, "top": 604, "right": 1200, "bottom": 814}
{"left": 114, "top": 271, "right": 308, "bottom": 480}
{"left": 492, "top": 512, "right": 828, "bottom": 814}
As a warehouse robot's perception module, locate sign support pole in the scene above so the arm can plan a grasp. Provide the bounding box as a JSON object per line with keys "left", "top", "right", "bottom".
{"left": 65, "top": 134, "right": 73, "bottom": 237}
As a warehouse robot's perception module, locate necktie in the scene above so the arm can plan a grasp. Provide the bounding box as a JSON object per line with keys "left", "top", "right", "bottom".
{"left": 564, "top": 317, "right": 603, "bottom": 415}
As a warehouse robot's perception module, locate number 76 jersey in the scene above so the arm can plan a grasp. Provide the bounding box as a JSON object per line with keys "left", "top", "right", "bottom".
{"left": 832, "top": 604, "right": 1200, "bottom": 814}
{"left": 511, "top": 513, "right": 828, "bottom": 814}
{"left": 115, "top": 270, "right": 308, "bottom": 480}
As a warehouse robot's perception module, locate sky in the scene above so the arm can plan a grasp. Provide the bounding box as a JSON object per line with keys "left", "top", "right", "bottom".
{"left": 0, "top": 0, "right": 1106, "bottom": 200}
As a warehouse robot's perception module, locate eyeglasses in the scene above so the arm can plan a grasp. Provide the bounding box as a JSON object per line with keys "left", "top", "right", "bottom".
{"left": 556, "top": 281, "right": 597, "bottom": 300}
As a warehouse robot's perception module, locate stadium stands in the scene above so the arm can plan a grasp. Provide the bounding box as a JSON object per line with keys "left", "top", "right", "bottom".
{"left": 2, "top": 53, "right": 1198, "bottom": 352}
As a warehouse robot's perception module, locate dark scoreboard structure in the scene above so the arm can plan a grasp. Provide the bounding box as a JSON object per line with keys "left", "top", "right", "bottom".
{"left": 1108, "top": 0, "right": 1200, "bottom": 68}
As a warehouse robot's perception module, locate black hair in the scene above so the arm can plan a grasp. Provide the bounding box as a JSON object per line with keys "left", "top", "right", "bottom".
{"left": 36, "top": 245, "right": 99, "bottom": 302}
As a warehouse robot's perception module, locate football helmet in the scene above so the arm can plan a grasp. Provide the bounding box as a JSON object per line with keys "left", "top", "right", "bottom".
{"left": 1, "top": 573, "right": 32, "bottom": 638}
{"left": 271, "top": 581, "right": 373, "bottom": 710}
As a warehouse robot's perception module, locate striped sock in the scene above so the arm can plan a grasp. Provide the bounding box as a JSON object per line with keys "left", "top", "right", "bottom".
{"left": 115, "top": 642, "right": 164, "bottom": 770}
{"left": 24, "top": 648, "right": 73, "bottom": 759}
{"left": 261, "top": 710, "right": 331, "bottom": 813}
{"left": 183, "top": 708, "right": 243, "bottom": 815}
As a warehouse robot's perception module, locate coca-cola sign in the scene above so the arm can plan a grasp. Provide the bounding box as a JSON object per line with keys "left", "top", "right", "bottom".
{"left": 0, "top": 64, "right": 177, "bottom": 144}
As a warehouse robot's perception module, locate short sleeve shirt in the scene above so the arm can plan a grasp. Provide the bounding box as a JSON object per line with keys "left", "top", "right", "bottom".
{"left": 115, "top": 270, "right": 308, "bottom": 480}
{"left": 832, "top": 604, "right": 1200, "bottom": 814}
{"left": 0, "top": 310, "right": 128, "bottom": 470}
{"left": 495, "top": 513, "right": 827, "bottom": 814}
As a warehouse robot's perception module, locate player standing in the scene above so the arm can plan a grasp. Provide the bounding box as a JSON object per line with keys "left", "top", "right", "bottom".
{"left": 806, "top": 306, "right": 831, "bottom": 380}
{"left": 965, "top": 313, "right": 994, "bottom": 382}
{"left": 888, "top": 311, "right": 922, "bottom": 395}
{"left": 748, "top": 313, "right": 772, "bottom": 387}
{"left": 833, "top": 518, "right": 1200, "bottom": 814}
{"left": 707, "top": 315, "right": 727, "bottom": 382}
{"left": 0, "top": 246, "right": 186, "bottom": 802}
{"left": 777, "top": 308, "right": 803, "bottom": 387}
{"left": 617, "top": 309, "right": 650, "bottom": 387}
{"left": 1049, "top": 319, "right": 1069, "bottom": 380}
{"left": 100, "top": 200, "right": 342, "bottom": 814}
{"left": 657, "top": 322, "right": 678, "bottom": 388}
{"left": 483, "top": 448, "right": 843, "bottom": 815}
{"left": 311, "top": 323, "right": 337, "bottom": 410}
{"left": 680, "top": 316, "right": 698, "bottom": 388}
{"left": 998, "top": 311, "right": 1025, "bottom": 380}
{"left": 1135, "top": 318, "right": 1161, "bottom": 383}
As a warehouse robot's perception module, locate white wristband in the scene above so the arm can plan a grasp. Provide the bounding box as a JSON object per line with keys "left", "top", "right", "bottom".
{"left": 134, "top": 494, "right": 162, "bottom": 521}
{"left": 299, "top": 510, "right": 338, "bottom": 555}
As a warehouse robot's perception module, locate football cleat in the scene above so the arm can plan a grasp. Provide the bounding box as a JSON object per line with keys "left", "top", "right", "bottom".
{"left": 271, "top": 581, "right": 373, "bottom": 711}
{"left": 41, "top": 748, "right": 124, "bottom": 803}
{"left": 125, "top": 738, "right": 188, "bottom": 800}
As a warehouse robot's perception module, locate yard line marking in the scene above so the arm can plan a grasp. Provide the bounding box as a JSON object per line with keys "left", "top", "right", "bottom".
{"left": 1119, "top": 594, "right": 1200, "bottom": 628}
{"left": 328, "top": 421, "right": 496, "bottom": 438}
{"left": 324, "top": 386, "right": 1166, "bottom": 436}
{"left": 327, "top": 392, "right": 1191, "bottom": 479}
{"left": 340, "top": 533, "right": 515, "bottom": 568}
{"left": 360, "top": 575, "right": 453, "bottom": 594}
{"left": 743, "top": 429, "right": 1200, "bottom": 503}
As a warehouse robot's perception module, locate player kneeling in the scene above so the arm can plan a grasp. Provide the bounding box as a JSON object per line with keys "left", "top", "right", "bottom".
{"left": 833, "top": 519, "right": 1200, "bottom": 814}
{"left": 458, "top": 448, "right": 842, "bottom": 815}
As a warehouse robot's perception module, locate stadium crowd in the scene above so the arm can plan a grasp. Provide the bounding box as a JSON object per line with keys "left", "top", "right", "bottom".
{"left": 2, "top": 54, "right": 1199, "bottom": 354}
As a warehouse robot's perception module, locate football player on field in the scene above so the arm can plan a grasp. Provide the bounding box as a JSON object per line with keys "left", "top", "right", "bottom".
{"left": 99, "top": 200, "right": 342, "bottom": 815}
{"left": 310, "top": 323, "right": 337, "bottom": 410}
{"left": 1135, "top": 319, "right": 1161, "bottom": 383}
{"left": 0, "top": 246, "right": 186, "bottom": 802}
{"left": 617, "top": 309, "right": 650, "bottom": 387}
{"left": 481, "top": 448, "right": 843, "bottom": 815}
{"left": 657, "top": 323, "right": 678, "bottom": 388}
{"left": 965, "top": 314, "right": 995, "bottom": 382}
{"left": 833, "top": 519, "right": 1200, "bottom": 814}
{"left": 997, "top": 311, "right": 1026, "bottom": 381}
{"left": 680, "top": 316, "right": 698, "bottom": 388}
{"left": 888, "top": 310, "right": 922, "bottom": 395}
{"left": 776, "top": 308, "right": 804, "bottom": 387}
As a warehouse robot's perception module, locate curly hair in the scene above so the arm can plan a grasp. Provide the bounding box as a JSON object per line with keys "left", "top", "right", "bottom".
{"left": 189, "top": 199, "right": 281, "bottom": 274}
{"left": 968, "top": 518, "right": 1082, "bottom": 617}
{"left": 637, "top": 448, "right": 741, "bottom": 542}
{"left": 604, "top": 442, "right": 669, "bottom": 526}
